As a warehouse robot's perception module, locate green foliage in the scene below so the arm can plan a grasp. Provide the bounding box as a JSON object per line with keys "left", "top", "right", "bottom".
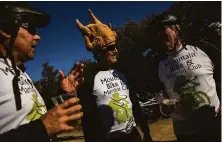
{"left": 169, "top": 2, "right": 221, "bottom": 41}
{"left": 34, "top": 61, "right": 59, "bottom": 102}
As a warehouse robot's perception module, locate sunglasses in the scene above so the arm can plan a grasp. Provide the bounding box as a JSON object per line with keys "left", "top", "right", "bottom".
{"left": 102, "top": 44, "right": 117, "bottom": 52}
{"left": 156, "top": 24, "right": 177, "bottom": 36}
{"left": 20, "top": 23, "right": 36, "bottom": 35}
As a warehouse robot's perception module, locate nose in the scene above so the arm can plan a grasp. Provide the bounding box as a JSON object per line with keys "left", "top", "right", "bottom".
{"left": 112, "top": 48, "right": 119, "bottom": 57}
{"left": 33, "top": 34, "right": 40, "bottom": 44}
{"left": 113, "top": 47, "right": 118, "bottom": 53}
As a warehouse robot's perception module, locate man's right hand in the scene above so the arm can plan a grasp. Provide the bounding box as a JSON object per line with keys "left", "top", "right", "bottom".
{"left": 40, "top": 97, "right": 83, "bottom": 136}
{"left": 59, "top": 63, "right": 84, "bottom": 94}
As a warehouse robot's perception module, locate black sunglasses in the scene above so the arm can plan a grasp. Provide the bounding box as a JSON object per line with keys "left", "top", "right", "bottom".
{"left": 102, "top": 44, "right": 117, "bottom": 52}
{"left": 20, "top": 23, "right": 36, "bottom": 35}
{"left": 156, "top": 24, "right": 177, "bottom": 36}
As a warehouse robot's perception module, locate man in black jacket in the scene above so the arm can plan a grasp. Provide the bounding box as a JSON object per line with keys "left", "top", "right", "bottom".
{"left": 0, "top": 2, "right": 83, "bottom": 142}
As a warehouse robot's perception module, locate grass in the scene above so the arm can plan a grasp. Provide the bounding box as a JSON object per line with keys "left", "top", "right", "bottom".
{"left": 57, "top": 118, "right": 177, "bottom": 142}
{"left": 138, "top": 118, "right": 177, "bottom": 141}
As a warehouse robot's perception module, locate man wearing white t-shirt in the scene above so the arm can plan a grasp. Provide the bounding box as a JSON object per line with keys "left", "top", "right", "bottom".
{"left": 76, "top": 10, "right": 152, "bottom": 142}
{"left": 148, "top": 13, "right": 221, "bottom": 142}
{"left": 0, "top": 2, "right": 83, "bottom": 141}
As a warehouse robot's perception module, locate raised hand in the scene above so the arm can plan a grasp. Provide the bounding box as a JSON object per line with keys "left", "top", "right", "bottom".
{"left": 76, "top": 9, "right": 116, "bottom": 52}
{"left": 59, "top": 63, "right": 84, "bottom": 94}
{"left": 41, "top": 97, "right": 83, "bottom": 136}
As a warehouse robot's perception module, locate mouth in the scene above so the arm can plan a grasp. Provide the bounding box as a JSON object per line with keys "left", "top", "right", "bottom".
{"left": 32, "top": 49, "right": 36, "bottom": 54}
{"left": 31, "top": 46, "right": 36, "bottom": 53}
{"left": 110, "top": 54, "right": 117, "bottom": 59}
{"left": 32, "top": 44, "right": 37, "bottom": 49}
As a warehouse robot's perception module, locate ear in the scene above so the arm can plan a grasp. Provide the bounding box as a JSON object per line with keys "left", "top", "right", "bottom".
{"left": 0, "top": 29, "right": 11, "bottom": 39}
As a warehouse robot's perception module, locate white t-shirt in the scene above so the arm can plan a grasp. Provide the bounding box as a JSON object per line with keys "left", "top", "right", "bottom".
{"left": 158, "top": 45, "right": 220, "bottom": 120}
{"left": 93, "top": 69, "right": 136, "bottom": 138}
{"left": 0, "top": 59, "right": 46, "bottom": 134}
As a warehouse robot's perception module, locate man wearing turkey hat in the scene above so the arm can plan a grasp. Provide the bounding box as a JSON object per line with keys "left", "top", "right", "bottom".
{"left": 76, "top": 9, "right": 152, "bottom": 142}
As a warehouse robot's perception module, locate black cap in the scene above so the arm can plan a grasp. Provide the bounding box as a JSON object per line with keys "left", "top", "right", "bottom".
{"left": 148, "top": 13, "right": 180, "bottom": 36}
{"left": 158, "top": 14, "right": 178, "bottom": 25}
{"left": 0, "top": 1, "right": 51, "bottom": 28}
{"left": 150, "top": 13, "right": 179, "bottom": 28}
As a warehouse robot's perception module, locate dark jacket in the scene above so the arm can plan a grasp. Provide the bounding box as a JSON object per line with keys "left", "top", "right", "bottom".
{"left": 0, "top": 119, "right": 50, "bottom": 142}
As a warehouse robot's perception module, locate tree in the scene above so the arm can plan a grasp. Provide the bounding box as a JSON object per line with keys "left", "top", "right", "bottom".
{"left": 34, "top": 61, "right": 60, "bottom": 102}
{"left": 168, "top": 1, "right": 221, "bottom": 46}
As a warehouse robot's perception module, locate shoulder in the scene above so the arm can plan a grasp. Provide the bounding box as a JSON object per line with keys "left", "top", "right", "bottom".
{"left": 0, "top": 59, "right": 14, "bottom": 77}
{"left": 23, "top": 72, "right": 31, "bottom": 79}
{"left": 0, "top": 58, "right": 8, "bottom": 69}
{"left": 112, "top": 69, "right": 126, "bottom": 78}
{"left": 188, "top": 40, "right": 220, "bottom": 55}
{"left": 185, "top": 44, "right": 211, "bottom": 59}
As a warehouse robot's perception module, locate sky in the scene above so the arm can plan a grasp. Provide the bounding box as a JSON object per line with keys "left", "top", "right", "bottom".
{"left": 25, "top": 1, "right": 173, "bottom": 81}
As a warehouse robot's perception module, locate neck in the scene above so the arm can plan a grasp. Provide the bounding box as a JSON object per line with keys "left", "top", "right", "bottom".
{"left": 11, "top": 52, "right": 23, "bottom": 66}
{"left": 172, "top": 41, "right": 182, "bottom": 52}
{"left": 176, "top": 40, "right": 182, "bottom": 49}
{"left": 0, "top": 45, "right": 22, "bottom": 66}
{"left": 97, "top": 61, "right": 113, "bottom": 71}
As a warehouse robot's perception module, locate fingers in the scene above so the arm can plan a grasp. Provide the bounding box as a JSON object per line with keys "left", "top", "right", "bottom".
{"left": 64, "top": 104, "right": 82, "bottom": 115}
{"left": 68, "top": 112, "right": 83, "bottom": 121}
{"left": 79, "top": 65, "right": 84, "bottom": 83}
{"left": 72, "top": 62, "right": 79, "bottom": 70}
{"left": 59, "top": 103, "right": 83, "bottom": 126}
{"left": 71, "top": 63, "right": 84, "bottom": 82}
{"left": 60, "top": 97, "right": 79, "bottom": 109}
{"left": 72, "top": 62, "right": 84, "bottom": 71}
{"left": 70, "top": 69, "right": 79, "bottom": 80}
{"left": 41, "top": 97, "right": 83, "bottom": 136}
{"left": 73, "top": 71, "right": 80, "bottom": 80}
{"left": 58, "top": 113, "right": 83, "bottom": 133}
{"left": 57, "top": 99, "right": 83, "bottom": 119}
{"left": 67, "top": 74, "right": 75, "bottom": 87}
{"left": 64, "top": 125, "right": 74, "bottom": 132}
{"left": 60, "top": 123, "right": 74, "bottom": 132}
{"left": 59, "top": 107, "right": 83, "bottom": 122}
{"left": 75, "top": 66, "right": 84, "bottom": 84}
